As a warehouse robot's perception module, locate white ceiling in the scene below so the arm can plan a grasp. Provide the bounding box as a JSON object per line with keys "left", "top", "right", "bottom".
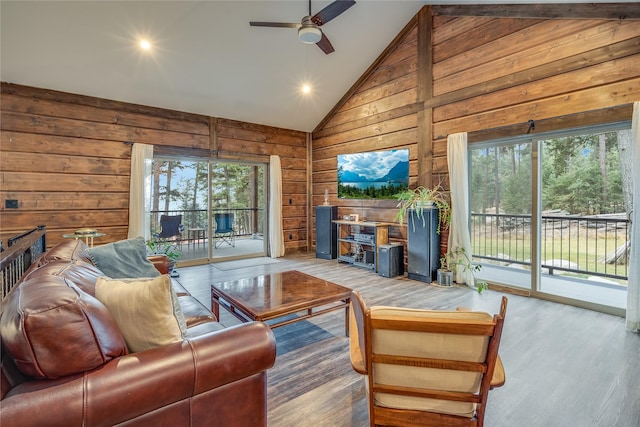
{"left": 0, "top": 1, "right": 632, "bottom": 132}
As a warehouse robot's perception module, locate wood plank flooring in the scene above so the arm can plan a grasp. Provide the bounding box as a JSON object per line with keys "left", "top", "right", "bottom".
{"left": 175, "top": 253, "right": 640, "bottom": 427}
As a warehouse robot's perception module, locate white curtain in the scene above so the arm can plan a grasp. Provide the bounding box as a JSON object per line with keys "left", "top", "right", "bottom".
{"left": 269, "top": 155, "right": 285, "bottom": 258}
{"left": 447, "top": 132, "right": 475, "bottom": 288}
{"left": 627, "top": 102, "right": 640, "bottom": 332}
{"left": 128, "top": 143, "right": 153, "bottom": 240}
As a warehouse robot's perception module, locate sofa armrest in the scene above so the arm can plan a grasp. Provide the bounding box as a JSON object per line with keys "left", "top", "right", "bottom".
{"left": 1, "top": 322, "right": 276, "bottom": 427}
{"left": 147, "top": 254, "right": 170, "bottom": 274}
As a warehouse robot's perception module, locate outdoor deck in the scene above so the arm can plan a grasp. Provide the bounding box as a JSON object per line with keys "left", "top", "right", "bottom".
{"left": 177, "top": 235, "right": 266, "bottom": 263}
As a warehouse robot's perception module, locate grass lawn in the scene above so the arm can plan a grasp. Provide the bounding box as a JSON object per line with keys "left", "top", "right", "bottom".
{"left": 471, "top": 224, "right": 629, "bottom": 285}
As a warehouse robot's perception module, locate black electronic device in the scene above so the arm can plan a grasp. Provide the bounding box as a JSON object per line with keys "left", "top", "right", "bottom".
{"left": 316, "top": 206, "right": 338, "bottom": 259}
{"left": 378, "top": 243, "right": 404, "bottom": 278}
{"left": 353, "top": 233, "right": 374, "bottom": 244}
{"left": 407, "top": 208, "right": 440, "bottom": 282}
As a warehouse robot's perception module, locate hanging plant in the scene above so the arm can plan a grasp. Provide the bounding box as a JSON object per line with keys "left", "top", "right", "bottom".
{"left": 394, "top": 185, "right": 451, "bottom": 233}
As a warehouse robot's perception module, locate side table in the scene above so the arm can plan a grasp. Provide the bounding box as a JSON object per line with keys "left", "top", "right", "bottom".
{"left": 62, "top": 233, "right": 106, "bottom": 248}
{"left": 187, "top": 228, "right": 206, "bottom": 248}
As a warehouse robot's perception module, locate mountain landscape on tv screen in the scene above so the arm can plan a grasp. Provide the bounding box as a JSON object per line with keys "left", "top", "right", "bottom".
{"left": 339, "top": 160, "right": 409, "bottom": 184}
{"left": 337, "top": 149, "right": 409, "bottom": 199}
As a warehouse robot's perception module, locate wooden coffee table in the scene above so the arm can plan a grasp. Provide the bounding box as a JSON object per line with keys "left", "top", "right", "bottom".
{"left": 211, "top": 270, "right": 352, "bottom": 336}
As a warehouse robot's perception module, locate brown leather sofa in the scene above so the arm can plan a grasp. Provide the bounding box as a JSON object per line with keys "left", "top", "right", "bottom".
{"left": 0, "top": 239, "right": 277, "bottom": 427}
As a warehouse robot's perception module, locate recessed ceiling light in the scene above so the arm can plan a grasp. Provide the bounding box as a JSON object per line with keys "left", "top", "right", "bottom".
{"left": 301, "top": 84, "right": 311, "bottom": 94}
{"left": 139, "top": 39, "right": 151, "bottom": 50}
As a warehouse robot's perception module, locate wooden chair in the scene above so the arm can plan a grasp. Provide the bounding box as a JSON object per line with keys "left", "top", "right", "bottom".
{"left": 349, "top": 291, "right": 507, "bottom": 427}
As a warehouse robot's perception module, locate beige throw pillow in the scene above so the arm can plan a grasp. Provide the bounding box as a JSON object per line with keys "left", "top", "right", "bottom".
{"left": 95, "top": 275, "right": 187, "bottom": 353}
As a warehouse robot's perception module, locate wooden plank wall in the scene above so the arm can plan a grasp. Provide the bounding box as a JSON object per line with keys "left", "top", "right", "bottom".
{"left": 430, "top": 12, "right": 640, "bottom": 149}
{"left": 215, "top": 118, "right": 308, "bottom": 252}
{"left": 311, "top": 4, "right": 640, "bottom": 252}
{"left": 0, "top": 83, "right": 308, "bottom": 253}
{"left": 311, "top": 19, "right": 420, "bottom": 246}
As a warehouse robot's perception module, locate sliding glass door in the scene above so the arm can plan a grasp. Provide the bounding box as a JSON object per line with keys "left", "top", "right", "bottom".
{"left": 210, "top": 161, "right": 267, "bottom": 261}
{"left": 469, "top": 141, "right": 533, "bottom": 291}
{"left": 537, "top": 126, "right": 630, "bottom": 309}
{"left": 147, "top": 157, "right": 268, "bottom": 264}
{"left": 149, "top": 159, "right": 209, "bottom": 262}
{"left": 470, "top": 122, "right": 631, "bottom": 311}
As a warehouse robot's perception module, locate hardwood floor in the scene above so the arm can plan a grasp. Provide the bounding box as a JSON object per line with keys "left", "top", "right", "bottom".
{"left": 175, "top": 253, "right": 640, "bottom": 427}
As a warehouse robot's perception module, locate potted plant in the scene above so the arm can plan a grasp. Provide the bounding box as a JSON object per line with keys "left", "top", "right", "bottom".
{"left": 394, "top": 185, "right": 451, "bottom": 233}
{"left": 146, "top": 239, "right": 182, "bottom": 277}
{"left": 394, "top": 186, "right": 451, "bottom": 283}
{"left": 438, "top": 246, "right": 488, "bottom": 293}
{"left": 437, "top": 253, "right": 455, "bottom": 287}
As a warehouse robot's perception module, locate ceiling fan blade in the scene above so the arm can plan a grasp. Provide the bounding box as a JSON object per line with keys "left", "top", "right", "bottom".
{"left": 249, "top": 22, "right": 299, "bottom": 28}
{"left": 311, "top": 0, "right": 356, "bottom": 26}
{"left": 316, "top": 32, "right": 335, "bottom": 55}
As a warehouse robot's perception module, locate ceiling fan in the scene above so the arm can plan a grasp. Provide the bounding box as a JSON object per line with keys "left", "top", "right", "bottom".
{"left": 250, "top": 0, "right": 356, "bottom": 55}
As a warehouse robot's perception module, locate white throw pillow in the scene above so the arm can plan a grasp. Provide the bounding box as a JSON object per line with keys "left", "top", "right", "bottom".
{"left": 95, "top": 275, "right": 187, "bottom": 352}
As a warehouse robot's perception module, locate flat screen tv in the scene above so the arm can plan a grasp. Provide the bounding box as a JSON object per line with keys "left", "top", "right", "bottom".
{"left": 337, "top": 149, "right": 409, "bottom": 199}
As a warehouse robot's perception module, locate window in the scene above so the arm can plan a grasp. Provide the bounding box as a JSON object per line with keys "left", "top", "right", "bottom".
{"left": 470, "top": 122, "right": 632, "bottom": 310}
{"left": 147, "top": 158, "right": 268, "bottom": 263}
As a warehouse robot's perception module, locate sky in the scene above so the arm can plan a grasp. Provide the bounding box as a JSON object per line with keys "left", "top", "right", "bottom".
{"left": 337, "top": 149, "right": 408, "bottom": 180}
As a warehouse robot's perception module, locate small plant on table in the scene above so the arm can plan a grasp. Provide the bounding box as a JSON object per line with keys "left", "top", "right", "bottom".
{"left": 146, "top": 240, "right": 182, "bottom": 277}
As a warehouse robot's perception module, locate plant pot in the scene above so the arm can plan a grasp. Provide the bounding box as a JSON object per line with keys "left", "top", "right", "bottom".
{"left": 168, "top": 259, "right": 179, "bottom": 277}
{"left": 437, "top": 269, "right": 453, "bottom": 287}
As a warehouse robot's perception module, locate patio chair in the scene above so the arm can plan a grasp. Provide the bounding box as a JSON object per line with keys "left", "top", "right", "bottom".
{"left": 213, "top": 213, "right": 235, "bottom": 248}
{"left": 154, "top": 214, "right": 184, "bottom": 248}
{"left": 349, "top": 290, "right": 507, "bottom": 427}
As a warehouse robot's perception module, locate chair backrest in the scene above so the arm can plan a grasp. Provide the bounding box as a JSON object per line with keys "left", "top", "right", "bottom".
{"left": 214, "top": 213, "right": 234, "bottom": 232}
{"left": 349, "top": 291, "right": 507, "bottom": 427}
{"left": 158, "top": 215, "right": 182, "bottom": 239}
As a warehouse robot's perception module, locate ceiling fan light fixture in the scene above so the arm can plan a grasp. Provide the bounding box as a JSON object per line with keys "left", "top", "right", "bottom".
{"left": 298, "top": 26, "right": 321, "bottom": 44}
{"left": 250, "top": 1, "right": 356, "bottom": 54}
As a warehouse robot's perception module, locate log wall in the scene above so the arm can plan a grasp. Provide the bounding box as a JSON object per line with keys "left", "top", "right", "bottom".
{"left": 311, "top": 4, "right": 640, "bottom": 252}
{"left": 311, "top": 17, "right": 420, "bottom": 249}
{"left": 215, "top": 118, "right": 308, "bottom": 251}
{"left": 0, "top": 83, "right": 308, "bottom": 253}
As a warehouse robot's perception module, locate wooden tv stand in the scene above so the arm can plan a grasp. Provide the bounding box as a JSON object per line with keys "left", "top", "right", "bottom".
{"left": 333, "top": 220, "right": 393, "bottom": 273}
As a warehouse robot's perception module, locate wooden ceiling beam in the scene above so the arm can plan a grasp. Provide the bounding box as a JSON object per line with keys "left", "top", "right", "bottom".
{"left": 433, "top": 4, "right": 640, "bottom": 20}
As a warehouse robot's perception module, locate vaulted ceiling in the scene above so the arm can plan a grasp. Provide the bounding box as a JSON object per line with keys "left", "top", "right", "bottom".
{"left": 1, "top": 1, "right": 633, "bottom": 132}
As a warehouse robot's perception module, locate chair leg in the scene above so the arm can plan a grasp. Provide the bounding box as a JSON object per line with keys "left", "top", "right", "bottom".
{"left": 213, "top": 233, "right": 234, "bottom": 249}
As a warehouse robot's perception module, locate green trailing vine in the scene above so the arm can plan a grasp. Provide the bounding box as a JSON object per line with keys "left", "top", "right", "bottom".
{"left": 394, "top": 185, "right": 451, "bottom": 234}
{"left": 440, "top": 246, "right": 488, "bottom": 293}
